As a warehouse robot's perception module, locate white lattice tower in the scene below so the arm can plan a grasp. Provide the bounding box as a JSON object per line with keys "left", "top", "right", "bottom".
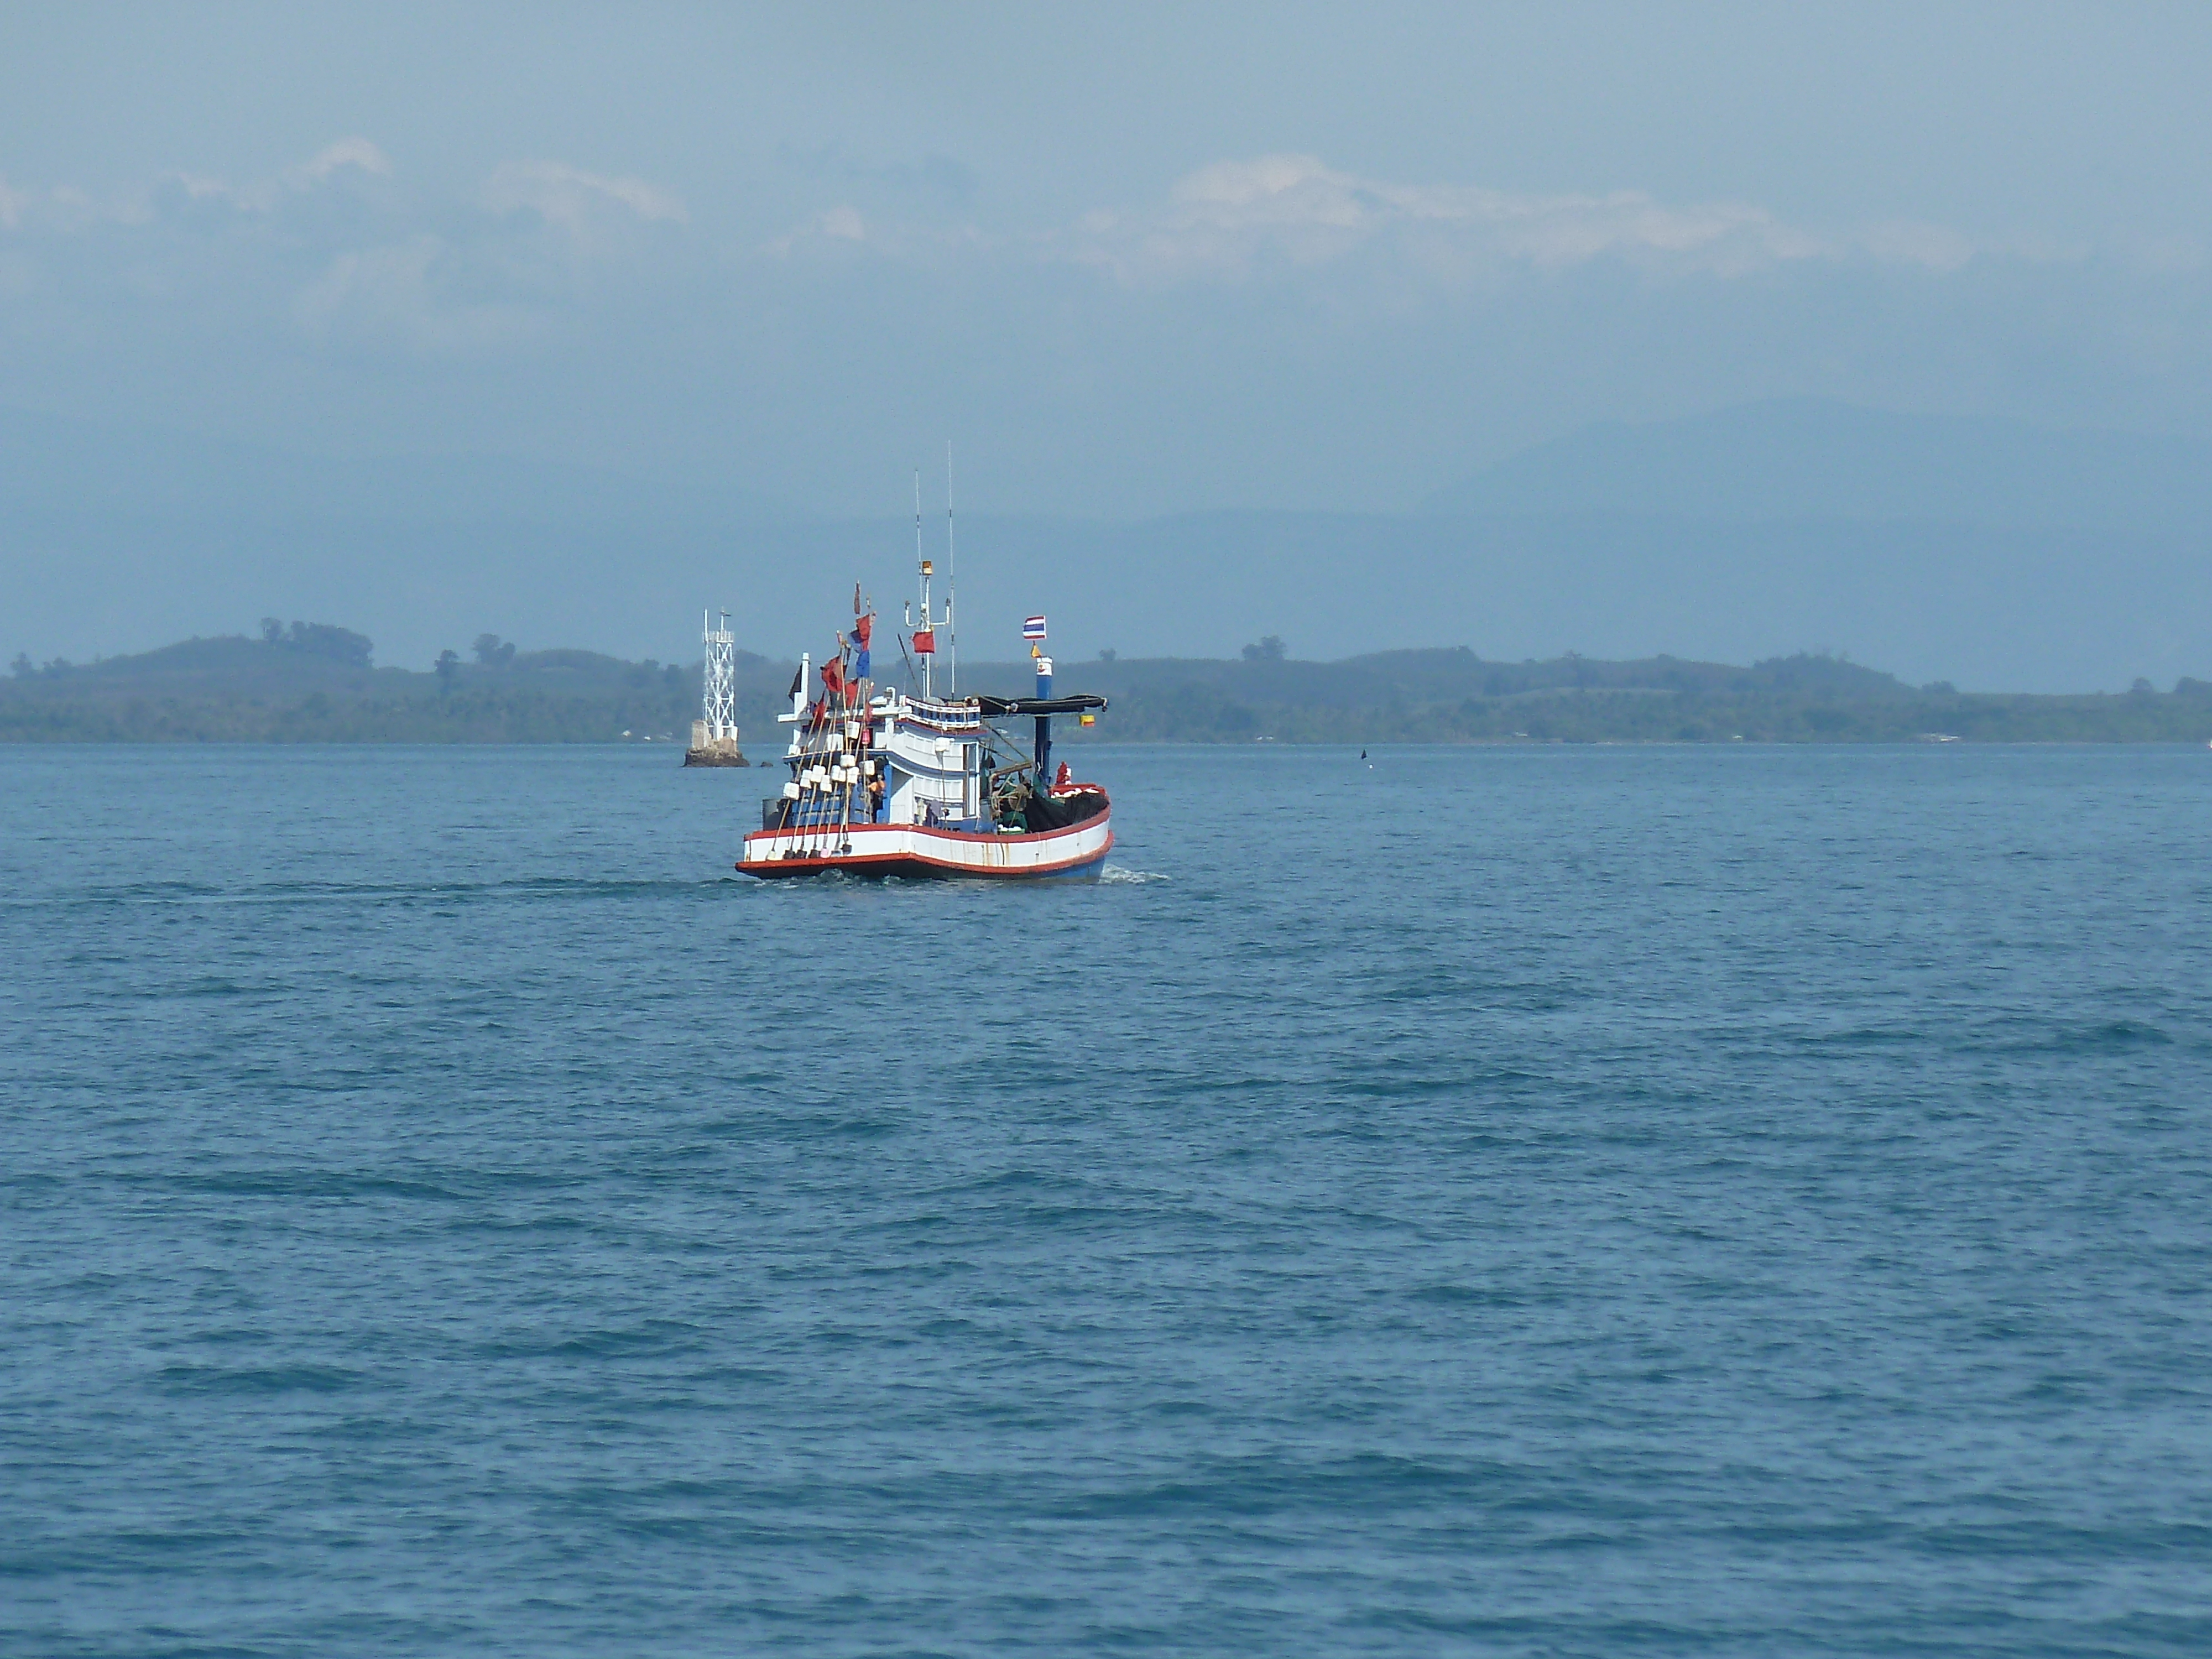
{"left": 702, "top": 610, "right": 738, "bottom": 743}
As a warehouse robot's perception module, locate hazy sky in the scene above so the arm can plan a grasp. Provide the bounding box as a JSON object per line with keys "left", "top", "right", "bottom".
{"left": 6, "top": 3, "right": 2212, "bottom": 517}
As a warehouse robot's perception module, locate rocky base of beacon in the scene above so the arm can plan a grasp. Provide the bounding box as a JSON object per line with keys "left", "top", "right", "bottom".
{"left": 683, "top": 717, "right": 749, "bottom": 766}
{"left": 682, "top": 743, "right": 750, "bottom": 766}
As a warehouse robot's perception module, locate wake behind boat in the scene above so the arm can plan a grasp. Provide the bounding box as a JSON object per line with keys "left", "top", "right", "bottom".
{"left": 739, "top": 493, "right": 1111, "bottom": 881}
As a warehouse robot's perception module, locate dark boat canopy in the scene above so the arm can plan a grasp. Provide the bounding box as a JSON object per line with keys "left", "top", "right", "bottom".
{"left": 973, "top": 693, "right": 1108, "bottom": 717}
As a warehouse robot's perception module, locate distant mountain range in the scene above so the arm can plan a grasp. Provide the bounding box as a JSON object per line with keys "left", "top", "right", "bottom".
{"left": 1422, "top": 399, "right": 2212, "bottom": 534}
{"left": 6, "top": 399, "right": 2210, "bottom": 694}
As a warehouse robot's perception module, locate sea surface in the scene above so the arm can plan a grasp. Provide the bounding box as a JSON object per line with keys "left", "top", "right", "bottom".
{"left": 3, "top": 743, "right": 2209, "bottom": 1657}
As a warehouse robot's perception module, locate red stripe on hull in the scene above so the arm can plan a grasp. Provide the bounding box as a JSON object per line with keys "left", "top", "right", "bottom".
{"left": 741, "top": 830, "right": 1112, "bottom": 881}
{"left": 740, "top": 788, "right": 1111, "bottom": 881}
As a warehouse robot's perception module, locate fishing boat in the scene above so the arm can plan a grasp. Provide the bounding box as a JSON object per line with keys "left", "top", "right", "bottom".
{"left": 738, "top": 493, "right": 1111, "bottom": 881}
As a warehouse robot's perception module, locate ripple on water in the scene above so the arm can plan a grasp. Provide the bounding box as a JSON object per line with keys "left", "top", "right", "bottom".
{"left": 2, "top": 743, "right": 2208, "bottom": 1657}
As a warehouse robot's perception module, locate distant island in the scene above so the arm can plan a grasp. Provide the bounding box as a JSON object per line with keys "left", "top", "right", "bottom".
{"left": 9, "top": 622, "right": 2212, "bottom": 745}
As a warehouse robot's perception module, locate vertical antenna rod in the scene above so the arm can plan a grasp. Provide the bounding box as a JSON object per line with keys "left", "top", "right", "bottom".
{"left": 946, "top": 442, "right": 957, "bottom": 697}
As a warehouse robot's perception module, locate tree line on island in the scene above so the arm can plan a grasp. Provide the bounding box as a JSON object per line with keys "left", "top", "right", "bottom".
{"left": 8, "top": 622, "right": 2212, "bottom": 744}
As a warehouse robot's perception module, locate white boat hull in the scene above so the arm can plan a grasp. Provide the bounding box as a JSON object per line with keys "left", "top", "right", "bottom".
{"left": 739, "top": 810, "right": 1112, "bottom": 880}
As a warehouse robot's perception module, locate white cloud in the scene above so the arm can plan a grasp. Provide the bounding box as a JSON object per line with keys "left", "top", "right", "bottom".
{"left": 484, "top": 161, "right": 687, "bottom": 236}
{"left": 294, "top": 234, "right": 535, "bottom": 352}
{"left": 73, "top": 139, "right": 402, "bottom": 220}
{"left": 1062, "top": 154, "right": 1986, "bottom": 284}
{"left": 0, "top": 174, "right": 103, "bottom": 232}
{"left": 294, "top": 234, "right": 439, "bottom": 332}
{"left": 290, "top": 137, "right": 393, "bottom": 186}
{"left": 768, "top": 204, "right": 870, "bottom": 255}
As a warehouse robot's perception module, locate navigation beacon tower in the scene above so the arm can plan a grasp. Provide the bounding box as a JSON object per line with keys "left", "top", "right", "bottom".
{"left": 684, "top": 608, "right": 749, "bottom": 766}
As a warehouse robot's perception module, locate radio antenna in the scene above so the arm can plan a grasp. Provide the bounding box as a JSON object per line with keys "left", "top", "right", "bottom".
{"left": 946, "top": 442, "right": 957, "bottom": 697}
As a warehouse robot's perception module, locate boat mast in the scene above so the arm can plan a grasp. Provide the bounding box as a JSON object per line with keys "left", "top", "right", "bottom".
{"left": 1034, "top": 633, "right": 1053, "bottom": 785}
{"left": 914, "top": 469, "right": 932, "bottom": 701}
{"left": 946, "top": 442, "right": 957, "bottom": 698}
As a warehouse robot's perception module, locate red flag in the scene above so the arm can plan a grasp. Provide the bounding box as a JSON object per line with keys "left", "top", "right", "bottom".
{"left": 853, "top": 613, "right": 873, "bottom": 649}
{"left": 820, "top": 658, "right": 846, "bottom": 697}
{"left": 912, "top": 629, "right": 936, "bottom": 655}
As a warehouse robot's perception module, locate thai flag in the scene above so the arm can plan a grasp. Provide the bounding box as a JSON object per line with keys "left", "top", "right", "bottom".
{"left": 1022, "top": 615, "right": 1047, "bottom": 640}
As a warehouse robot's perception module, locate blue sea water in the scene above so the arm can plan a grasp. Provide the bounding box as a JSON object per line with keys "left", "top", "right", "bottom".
{"left": 2, "top": 742, "right": 2209, "bottom": 1657}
